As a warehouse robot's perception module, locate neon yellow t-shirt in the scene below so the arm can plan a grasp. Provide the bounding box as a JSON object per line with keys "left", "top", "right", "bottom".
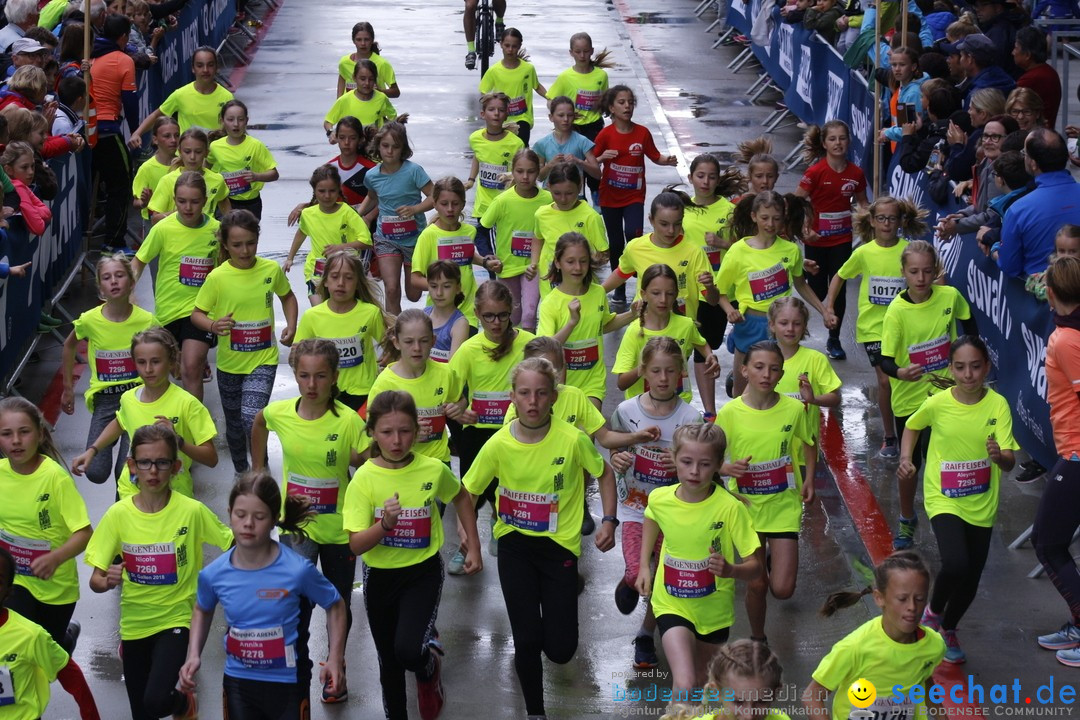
{"left": 337, "top": 52, "right": 397, "bottom": 92}
{"left": 0, "top": 457, "right": 90, "bottom": 605}
{"left": 504, "top": 382, "right": 605, "bottom": 435}
{"left": 207, "top": 135, "right": 278, "bottom": 201}
{"left": 342, "top": 454, "right": 460, "bottom": 569}
{"left": 368, "top": 360, "right": 464, "bottom": 462}
{"left": 449, "top": 329, "right": 535, "bottom": 428}
{"left": 469, "top": 129, "right": 525, "bottom": 217}
{"left": 263, "top": 398, "right": 369, "bottom": 545}
{"left": 645, "top": 483, "right": 760, "bottom": 634}
{"left": 294, "top": 301, "right": 385, "bottom": 397}
{"left": 0, "top": 609, "right": 71, "bottom": 720}
{"left": 147, "top": 168, "right": 230, "bottom": 217}
{"left": 682, "top": 198, "right": 736, "bottom": 273}
{"left": 836, "top": 238, "right": 908, "bottom": 343}
{"left": 159, "top": 82, "right": 234, "bottom": 132}
{"left": 908, "top": 388, "right": 1017, "bottom": 527}
{"left": 775, "top": 345, "right": 841, "bottom": 445}
{"left": 413, "top": 222, "right": 479, "bottom": 326}
{"left": 880, "top": 286, "right": 971, "bottom": 416}
{"left": 536, "top": 283, "right": 614, "bottom": 400}
{"left": 479, "top": 59, "right": 541, "bottom": 126}
{"left": 324, "top": 90, "right": 397, "bottom": 128}
{"left": 716, "top": 395, "right": 813, "bottom": 534}
{"left": 297, "top": 203, "right": 372, "bottom": 284}
{"left": 548, "top": 66, "right": 609, "bottom": 126}
{"left": 716, "top": 237, "right": 804, "bottom": 314}
{"left": 462, "top": 418, "right": 605, "bottom": 556}
{"left": 115, "top": 383, "right": 218, "bottom": 499}
{"left": 194, "top": 257, "right": 292, "bottom": 375}
{"left": 812, "top": 617, "right": 945, "bottom": 720}
{"left": 135, "top": 213, "right": 220, "bottom": 326}
{"left": 72, "top": 304, "right": 153, "bottom": 412}
{"left": 611, "top": 315, "right": 705, "bottom": 402}
{"left": 84, "top": 493, "right": 232, "bottom": 639}
{"left": 618, "top": 234, "right": 712, "bottom": 318}
{"left": 480, "top": 186, "right": 553, "bottom": 279}
{"left": 132, "top": 155, "right": 172, "bottom": 220}
{"left": 534, "top": 201, "right": 608, "bottom": 297}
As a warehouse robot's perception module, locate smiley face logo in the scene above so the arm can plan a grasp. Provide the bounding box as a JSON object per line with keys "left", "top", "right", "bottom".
{"left": 848, "top": 678, "right": 876, "bottom": 709}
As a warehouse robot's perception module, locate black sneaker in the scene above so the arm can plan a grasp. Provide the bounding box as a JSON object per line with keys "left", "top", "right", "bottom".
{"left": 725, "top": 370, "right": 735, "bottom": 398}
{"left": 632, "top": 635, "right": 658, "bottom": 669}
{"left": 1016, "top": 460, "right": 1047, "bottom": 484}
{"left": 66, "top": 620, "right": 81, "bottom": 654}
{"left": 614, "top": 579, "right": 639, "bottom": 615}
{"left": 464, "top": 51, "right": 477, "bottom": 70}
{"left": 826, "top": 337, "right": 846, "bottom": 360}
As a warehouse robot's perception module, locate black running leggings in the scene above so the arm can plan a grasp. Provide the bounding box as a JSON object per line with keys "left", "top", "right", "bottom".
{"left": 928, "top": 513, "right": 992, "bottom": 631}
{"left": 363, "top": 554, "right": 442, "bottom": 720}
{"left": 1033, "top": 457, "right": 1080, "bottom": 624}
{"left": 4, "top": 587, "right": 76, "bottom": 651}
{"left": 497, "top": 531, "right": 579, "bottom": 716}
{"left": 803, "top": 241, "right": 852, "bottom": 341}
{"left": 121, "top": 627, "right": 189, "bottom": 720}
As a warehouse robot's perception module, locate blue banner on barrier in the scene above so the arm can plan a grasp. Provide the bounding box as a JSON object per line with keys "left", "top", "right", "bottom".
{"left": 727, "top": 0, "right": 751, "bottom": 35}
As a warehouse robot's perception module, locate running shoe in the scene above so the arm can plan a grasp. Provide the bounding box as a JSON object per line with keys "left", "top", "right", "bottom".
{"left": 173, "top": 689, "right": 198, "bottom": 720}
{"left": 39, "top": 312, "right": 62, "bottom": 327}
{"left": 447, "top": 547, "right": 467, "bottom": 576}
{"left": 703, "top": 411, "right": 717, "bottom": 424}
{"left": 942, "top": 629, "right": 966, "bottom": 664}
{"left": 202, "top": 364, "right": 213, "bottom": 383}
{"left": 1039, "top": 621, "right": 1080, "bottom": 650}
{"left": 725, "top": 370, "right": 735, "bottom": 398}
{"left": 321, "top": 676, "right": 348, "bottom": 704}
{"left": 614, "top": 579, "right": 639, "bottom": 615}
{"left": 495, "top": 20, "right": 505, "bottom": 37}
{"left": 464, "top": 51, "right": 476, "bottom": 70}
{"left": 633, "top": 635, "right": 659, "bottom": 669}
{"left": 1057, "top": 647, "right": 1080, "bottom": 667}
{"left": 826, "top": 337, "right": 846, "bottom": 360}
{"left": 417, "top": 651, "right": 445, "bottom": 720}
{"left": 879, "top": 436, "right": 899, "bottom": 459}
{"left": 581, "top": 510, "right": 595, "bottom": 536}
{"left": 920, "top": 607, "right": 942, "bottom": 633}
{"left": 1015, "top": 460, "right": 1047, "bottom": 484}
{"left": 893, "top": 516, "right": 917, "bottom": 550}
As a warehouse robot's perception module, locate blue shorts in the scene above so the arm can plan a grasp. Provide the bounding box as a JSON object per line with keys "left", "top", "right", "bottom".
{"left": 725, "top": 313, "right": 770, "bottom": 355}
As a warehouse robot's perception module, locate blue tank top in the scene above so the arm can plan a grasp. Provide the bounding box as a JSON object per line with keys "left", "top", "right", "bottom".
{"left": 425, "top": 306, "right": 465, "bottom": 363}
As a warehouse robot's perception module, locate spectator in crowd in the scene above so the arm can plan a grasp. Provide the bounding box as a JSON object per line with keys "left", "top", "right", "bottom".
{"left": 944, "top": 87, "right": 1004, "bottom": 182}
{"left": 918, "top": 51, "right": 951, "bottom": 80}
{"left": 1006, "top": 87, "right": 1045, "bottom": 132}
{"left": 1014, "top": 27, "right": 1060, "bottom": 127}
{"left": 0, "top": 0, "right": 38, "bottom": 54}
{"left": 937, "top": 114, "right": 1019, "bottom": 238}
{"left": 802, "top": 0, "right": 844, "bottom": 45}
{"left": 980, "top": 149, "right": 1034, "bottom": 254}
{"left": 997, "top": 129, "right": 1080, "bottom": 277}
{"left": 951, "top": 34, "right": 1016, "bottom": 107}
{"left": 6, "top": 37, "right": 50, "bottom": 77}
{"left": 924, "top": 0, "right": 959, "bottom": 41}
{"left": 898, "top": 84, "right": 961, "bottom": 173}
{"left": 937, "top": 16, "right": 980, "bottom": 86}
{"left": 972, "top": 0, "right": 1027, "bottom": 77}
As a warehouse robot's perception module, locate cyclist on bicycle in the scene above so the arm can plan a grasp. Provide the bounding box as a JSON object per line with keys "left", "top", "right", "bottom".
{"left": 464, "top": 0, "right": 505, "bottom": 70}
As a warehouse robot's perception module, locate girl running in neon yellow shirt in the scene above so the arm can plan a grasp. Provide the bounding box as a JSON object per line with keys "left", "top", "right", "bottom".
{"left": 148, "top": 129, "right": 231, "bottom": 223}
{"left": 131, "top": 116, "right": 178, "bottom": 225}
{"left": 325, "top": 60, "right": 401, "bottom": 133}
{"left": 478, "top": 28, "right": 546, "bottom": 146}
{"left": 530, "top": 162, "right": 609, "bottom": 298}
{"left": 466, "top": 92, "right": 524, "bottom": 265}
{"left": 208, "top": 100, "right": 279, "bottom": 221}
{"left": 129, "top": 46, "right": 233, "bottom": 140}
{"left": 336, "top": 21, "right": 399, "bottom": 98}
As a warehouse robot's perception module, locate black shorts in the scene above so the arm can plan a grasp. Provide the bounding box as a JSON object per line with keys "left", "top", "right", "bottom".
{"left": 163, "top": 316, "right": 216, "bottom": 348}
{"left": 694, "top": 301, "right": 727, "bottom": 362}
{"left": 656, "top": 614, "right": 731, "bottom": 644}
{"left": 863, "top": 341, "right": 883, "bottom": 367}
{"left": 761, "top": 531, "right": 799, "bottom": 540}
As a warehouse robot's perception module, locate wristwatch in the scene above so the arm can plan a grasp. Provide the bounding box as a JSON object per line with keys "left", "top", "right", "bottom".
{"left": 602, "top": 515, "right": 620, "bottom": 527}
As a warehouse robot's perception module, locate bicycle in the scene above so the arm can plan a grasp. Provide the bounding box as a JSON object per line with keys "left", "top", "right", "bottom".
{"left": 475, "top": 0, "right": 495, "bottom": 75}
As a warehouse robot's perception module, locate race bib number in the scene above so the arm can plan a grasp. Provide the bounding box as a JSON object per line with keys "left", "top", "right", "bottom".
{"left": 230, "top": 319, "right": 272, "bottom": 352}
{"left": 868, "top": 275, "right": 905, "bottom": 306}
{"left": 429, "top": 347, "right": 450, "bottom": 363}
{"left": 575, "top": 89, "right": 601, "bottom": 112}
{"left": 478, "top": 162, "right": 506, "bottom": 190}
{"left": 861, "top": 698, "right": 917, "bottom": 720}
{"left": 662, "top": 554, "right": 715, "bottom": 599}
{"left": 705, "top": 245, "right": 722, "bottom": 272}
{"left": 510, "top": 231, "right": 534, "bottom": 258}
{"left": 332, "top": 335, "right": 363, "bottom": 369}
{"left": 226, "top": 626, "right": 294, "bottom": 669}
{"left": 379, "top": 215, "right": 419, "bottom": 242}
{"left": 221, "top": 170, "right": 251, "bottom": 196}
{"left": 0, "top": 666, "right": 13, "bottom": 706}
{"left": 607, "top": 162, "right": 643, "bottom": 190}
{"left": 735, "top": 457, "right": 795, "bottom": 495}
{"left": 376, "top": 505, "right": 433, "bottom": 549}
{"left": 471, "top": 391, "right": 511, "bottom": 425}
{"left": 908, "top": 334, "right": 949, "bottom": 372}
{"left": 417, "top": 406, "right": 447, "bottom": 444}
{"left": 94, "top": 349, "right": 137, "bottom": 382}
{"left": 498, "top": 488, "right": 559, "bottom": 533}
{"left": 816, "top": 210, "right": 852, "bottom": 239}
{"left": 940, "top": 459, "right": 991, "bottom": 498}
{"left": 287, "top": 474, "right": 340, "bottom": 514}
{"left": 179, "top": 255, "right": 213, "bottom": 287}
{"left": 748, "top": 262, "right": 790, "bottom": 303}
{"left": 437, "top": 235, "right": 474, "bottom": 266}
{"left": 508, "top": 95, "right": 527, "bottom": 116}
{"left": 122, "top": 542, "right": 178, "bottom": 585}
{"left": 633, "top": 446, "right": 676, "bottom": 485}
{"left": 564, "top": 339, "right": 600, "bottom": 371}
{"left": 313, "top": 257, "right": 327, "bottom": 278}
{"left": 0, "top": 530, "right": 48, "bottom": 577}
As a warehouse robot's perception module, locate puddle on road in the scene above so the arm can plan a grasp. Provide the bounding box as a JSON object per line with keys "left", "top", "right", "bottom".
{"left": 624, "top": 12, "right": 697, "bottom": 24}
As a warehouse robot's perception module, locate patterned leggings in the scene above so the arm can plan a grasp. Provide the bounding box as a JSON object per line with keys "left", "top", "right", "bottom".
{"left": 217, "top": 365, "right": 276, "bottom": 473}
